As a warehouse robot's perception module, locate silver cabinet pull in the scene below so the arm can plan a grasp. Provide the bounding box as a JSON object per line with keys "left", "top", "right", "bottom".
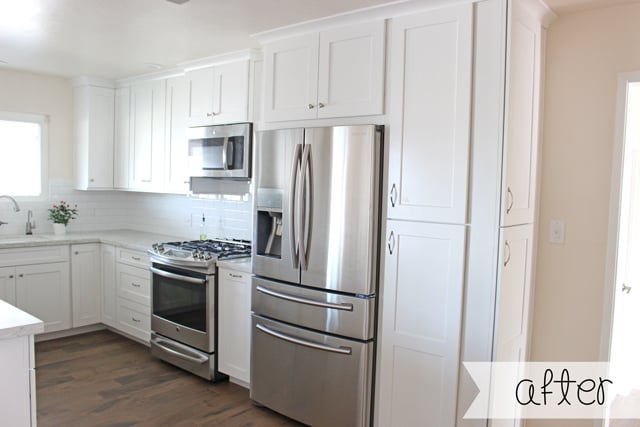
{"left": 318, "top": 102, "right": 325, "bottom": 108}
{"left": 289, "top": 144, "right": 303, "bottom": 269}
{"left": 150, "top": 266, "right": 206, "bottom": 285}
{"left": 307, "top": 104, "right": 315, "bottom": 109}
{"left": 256, "top": 285, "right": 353, "bottom": 311}
{"left": 131, "top": 317, "right": 141, "bottom": 323}
{"left": 622, "top": 283, "right": 632, "bottom": 294}
{"left": 153, "top": 337, "right": 209, "bottom": 364}
{"left": 506, "top": 187, "right": 514, "bottom": 214}
{"left": 503, "top": 241, "right": 512, "bottom": 267}
{"left": 206, "top": 112, "right": 217, "bottom": 117}
{"left": 388, "top": 231, "right": 395, "bottom": 255}
{"left": 256, "top": 323, "right": 352, "bottom": 355}
{"left": 131, "top": 282, "right": 142, "bottom": 288}
{"left": 131, "top": 256, "right": 141, "bottom": 261}
{"left": 229, "top": 273, "right": 243, "bottom": 279}
{"left": 390, "top": 183, "right": 398, "bottom": 207}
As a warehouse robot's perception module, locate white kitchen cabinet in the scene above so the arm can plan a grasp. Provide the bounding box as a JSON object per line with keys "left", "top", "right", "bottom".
{"left": 377, "top": 220, "right": 467, "bottom": 427}
{"left": 71, "top": 244, "right": 102, "bottom": 328}
{"left": 0, "top": 266, "right": 16, "bottom": 305}
{"left": 187, "top": 60, "right": 250, "bottom": 127}
{"left": 262, "top": 20, "right": 385, "bottom": 122}
{"left": 73, "top": 82, "right": 115, "bottom": 190}
{"left": 386, "top": 4, "right": 473, "bottom": 225}
{"left": 114, "top": 247, "right": 150, "bottom": 343}
{"left": 116, "top": 298, "right": 150, "bottom": 343}
{"left": 0, "top": 333, "right": 37, "bottom": 427}
{"left": 501, "top": 0, "right": 543, "bottom": 226}
{"left": 16, "top": 262, "right": 71, "bottom": 333}
{"left": 101, "top": 244, "right": 117, "bottom": 328}
{"left": 494, "top": 224, "right": 534, "bottom": 363}
{"left": 164, "top": 75, "right": 191, "bottom": 193}
{"left": 218, "top": 267, "right": 251, "bottom": 385}
{"left": 114, "top": 87, "right": 131, "bottom": 189}
{"left": 116, "top": 263, "right": 150, "bottom": 306}
{"left": 129, "top": 79, "right": 166, "bottom": 191}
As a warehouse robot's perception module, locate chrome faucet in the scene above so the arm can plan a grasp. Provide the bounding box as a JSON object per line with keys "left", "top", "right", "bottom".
{"left": 26, "top": 209, "right": 36, "bottom": 235}
{"left": 0, "top": 195, "right": 21, "bottom": 227}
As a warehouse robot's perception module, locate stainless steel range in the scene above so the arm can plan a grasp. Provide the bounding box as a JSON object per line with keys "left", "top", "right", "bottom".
{"left": 148, "top": 238, "right": 251, "bottom": 381}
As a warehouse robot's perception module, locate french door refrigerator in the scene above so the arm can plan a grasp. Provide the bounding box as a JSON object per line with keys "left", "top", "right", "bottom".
{"left": 251, "top": 125, "right": 383, "bottom": 427}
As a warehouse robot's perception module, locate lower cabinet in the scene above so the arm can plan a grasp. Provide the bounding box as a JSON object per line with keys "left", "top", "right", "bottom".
{"left": 71, "top": 244, "right": 102, "bottom": 327}
{"left": 114, "top": 248, "right": 151, "bottom": 343}
{"left": 218, "top": 267, "right": 251, "bottom": 384}
{"left": 0, "top": 334, "right": 37, "bottom": 427}
{"left": 16, "top": 262, "right": 71, "bottom": 333}
{"left": 377, "top": 220, "right": 467, "bottom": 427}
{"left": 116, "top": 298, "right": 150, "bottom": 343}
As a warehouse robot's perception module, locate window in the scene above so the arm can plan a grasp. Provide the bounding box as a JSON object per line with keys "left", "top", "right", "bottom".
{"left": 0, "top": 112, "right": 48, "bottom": 197}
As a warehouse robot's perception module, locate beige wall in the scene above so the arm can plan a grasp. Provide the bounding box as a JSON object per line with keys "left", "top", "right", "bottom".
{"left": 0, "top": 68, "right": 73, "bottom": 181}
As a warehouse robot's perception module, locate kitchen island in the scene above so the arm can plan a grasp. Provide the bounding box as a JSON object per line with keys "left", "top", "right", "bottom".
{"left": 0, "top": 299, "right": 44, "bottom": 427}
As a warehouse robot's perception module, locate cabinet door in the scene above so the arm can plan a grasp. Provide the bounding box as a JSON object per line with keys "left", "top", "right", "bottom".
{"left": 71, "top": 244, "right": 101, "bottom": 328}
{"left": 187, "top": 67, "right": 216, "bottom": 126}
{"left": 377, "top": 220, "right": 466, "bottom": 427}
{"left": 16, "top": 262, "right": 71, "bottom": 333}
{"left": 494, "top": 224, "right": 534, "bottom": 363}
{"left": 0, "top": 336, "right": 33, "bottom": 427}
{"left": 212, "top": 60, "right": 250, "bottom": 124}
{"left": 114, "top": 87, "right": 131, "bottom": 189}
{"left": 165, "top": 75, "right": 190, "bottom": 193}
{"left": 0, "top": 266, "right": 16, "bottom": 305}
{"left": 218, "top": 268, "right": 251, "bottom": 384}
{"left": 317, "top": 21, "right": 385, "bottom": 118}
{"left": 101, "top": 244, "right": 117, "bottom": 328}
{"left": 263, "top": 33, "right": 320, "bottom": 122}
{"left": 88, "top": 87, "right": 115, "bottom": 188}
{"left": 502, "top": 1, "right": 542, "bottom": 226}
{"left": 129, "top": 79, "right": 166, "bottom": 191}
{"left": 387, "top": 4, "right": 473, "bottom": 224}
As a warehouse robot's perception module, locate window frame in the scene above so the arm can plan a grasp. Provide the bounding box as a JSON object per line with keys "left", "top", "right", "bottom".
{"left": 0, "top": 111, "right": 49, "bottom": 200}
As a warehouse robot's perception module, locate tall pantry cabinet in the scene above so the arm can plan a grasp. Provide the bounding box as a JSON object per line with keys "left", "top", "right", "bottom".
{"left": 376, "top": 1, "right": 553, "bottom": 426}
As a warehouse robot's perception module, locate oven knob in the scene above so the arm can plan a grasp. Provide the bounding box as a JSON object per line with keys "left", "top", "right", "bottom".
{"left": 204, "top": 254, "right": 213, "bottom": 261}
{"left": 152, "top": 243, "right": 158, "bottom": 250}
{"left": 176, "top": 327, "right": 180, "bottom": 332}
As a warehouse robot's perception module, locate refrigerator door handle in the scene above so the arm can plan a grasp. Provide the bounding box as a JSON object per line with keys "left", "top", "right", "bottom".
{"left": 256, "top": 285, "right": 354, "bottom": 311}
{"left": 289, "top": 143, "right": 303, "bottom": 269}
{"left": 256, "top": 323, "right": 352, "bottom": 355}
{"left": 299, "top": 144, "right": 313, "bottom": 269}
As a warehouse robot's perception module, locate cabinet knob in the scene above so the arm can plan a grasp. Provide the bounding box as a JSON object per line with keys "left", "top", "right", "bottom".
{"left": 18, "top": 274, "right": 24, "bottom": 278}
{"left": 74, "top": 251, "right": 79, "bottom": 255}
{"left": 318, "top": 102, "right": 325, "bottom": 108}
{"left": 90, "top": 178, "right": 95, "bottom": 183}
{"left": 9, "top": 275, "right": 14, "bottom": 279}
{"left": 307, "top": 104, "right": 315, "bottom": 109}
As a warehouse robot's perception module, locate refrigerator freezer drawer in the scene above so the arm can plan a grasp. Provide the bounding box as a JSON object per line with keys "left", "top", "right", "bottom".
{"left": 250, "top": 315, "right": 373, "bottom": 427}
{"left": 252, "top": 277, "right": 376, "bottom": 340}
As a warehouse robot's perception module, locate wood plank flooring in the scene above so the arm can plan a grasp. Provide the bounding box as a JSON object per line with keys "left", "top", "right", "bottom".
{"left": 35, "top": 330, "right": 303, "bottom": 427}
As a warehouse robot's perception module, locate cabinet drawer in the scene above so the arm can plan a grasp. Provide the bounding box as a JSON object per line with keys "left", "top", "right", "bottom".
{"left": 116, "top": 263, "right": 150, "bottom": 306}
{"left": 116, "top": 298, "right": 150, "bottom": 343}
{"left": 116, "top": 248, "right": 150, "bottom": 268}
{"left": 0, "top": 245, "right": 69, "bottom": 267}
{"left": 219, "top": 268, "right": 250, "bottom": 285}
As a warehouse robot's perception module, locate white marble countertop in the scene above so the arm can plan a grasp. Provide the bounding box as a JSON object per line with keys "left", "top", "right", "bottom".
{"left": 0, "top": 229, "right": 188, "bottom": 253}
{"left": 0, "top": 299, "right": 44, "bottom": 339}
{"left": 216, "top": 257, "right": 252, "bottom": 273}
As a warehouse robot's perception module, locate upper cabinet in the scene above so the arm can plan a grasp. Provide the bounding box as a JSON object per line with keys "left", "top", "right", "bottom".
{"left": 164, "top": 75, "right": 191, "bottom": 193}
{"left": 187, "top": 60, "right": 250, "bottom": 127}
{"left": 386, "top": 6, "right": 473, "bottom": 225}
{"left": 114, "top": 87, "right": 131, "bottom": 190}
{"left": 502, "top": 0, "right": 543, "bottom": 227}
{"left": 129, "top": 79, "right": 166, "bottom": 192}
{"left": 262, "top": 20, "right": 385, "bottom": 122}
{"left": 73, "top": 81, "right": 115, "bottom": 190}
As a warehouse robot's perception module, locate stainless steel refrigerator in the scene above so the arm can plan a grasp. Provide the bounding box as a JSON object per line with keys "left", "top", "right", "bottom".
{"left": 250, "top": 125, "right": 383, "bottom": 427}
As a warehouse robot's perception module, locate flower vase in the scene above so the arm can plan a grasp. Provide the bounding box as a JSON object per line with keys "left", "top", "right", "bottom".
{"left": 53, "top": 223, "right": 66, "bottom": 236}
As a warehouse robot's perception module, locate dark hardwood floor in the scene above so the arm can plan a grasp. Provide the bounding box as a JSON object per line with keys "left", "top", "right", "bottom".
{"left": 35, "top": 330, "right": 303, "bottom": 427}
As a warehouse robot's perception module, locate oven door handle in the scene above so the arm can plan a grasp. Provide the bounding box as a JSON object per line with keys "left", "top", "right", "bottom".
{"left": 152, "top": 337, "right": 209, "bottom": 364}
{"left": 256, "top": 323, "right": 352, "bottom": 355}
{"left": 256, "top": 285, "right": 353, "bottom": 311}
{"left": 150, "top": 267, "right": 206, "bottom": 285}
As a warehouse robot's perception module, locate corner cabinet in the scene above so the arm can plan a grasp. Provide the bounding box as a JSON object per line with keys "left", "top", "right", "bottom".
{"left": 73, "top": 81, "right": 115, "bottom": 190}
{"left": 376, "top": 1, "right": 551, "bottom": 426}
{"left": 261, "top": 20, "right": 385, "bottom": 122}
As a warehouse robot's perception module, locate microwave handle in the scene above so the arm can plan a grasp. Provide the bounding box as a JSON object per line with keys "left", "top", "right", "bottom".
{"left": 222, "top": 136, "right": 233, "bottom": 170}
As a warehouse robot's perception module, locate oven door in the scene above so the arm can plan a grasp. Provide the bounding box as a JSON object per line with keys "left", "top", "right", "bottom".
{"left": 150, "top": 264, "right": 215, "bottom": 353}
{"left": 187, "top": 122, "right": 252, "bottom": 179}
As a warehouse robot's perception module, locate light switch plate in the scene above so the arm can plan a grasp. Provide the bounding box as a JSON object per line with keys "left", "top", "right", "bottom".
{"left": 550, "top": 219, "right": 565, "bottom": 244}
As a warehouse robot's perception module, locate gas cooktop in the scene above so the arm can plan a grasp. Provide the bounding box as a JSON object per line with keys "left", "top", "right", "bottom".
{"left": 149, "top": 238, "right": 251, "bottom": 271}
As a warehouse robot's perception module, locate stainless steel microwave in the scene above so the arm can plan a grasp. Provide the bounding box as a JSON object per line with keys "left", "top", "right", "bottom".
{"left": 187, "top": 122, "right": 252, "bottom": 179}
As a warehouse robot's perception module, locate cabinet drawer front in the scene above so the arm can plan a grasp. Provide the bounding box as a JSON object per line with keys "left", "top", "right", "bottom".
{"left": 218, "top": 268, "right": 251, "bottom": 285}
{"left": 117, "top": 298, "right": 150, "bottom": 343}
{"left": 116, "top": 264, "right": 150, "bottom": 305}
{"left": 116, "top": 248, "right": 150, "bottom": 268}
{"left": 0, "top": 245, "right": 69, "bottom": 267}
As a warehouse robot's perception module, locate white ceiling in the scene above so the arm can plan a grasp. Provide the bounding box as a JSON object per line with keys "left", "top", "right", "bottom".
{"left": 1, "top": 0, "right": 640, "bottom": 80}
